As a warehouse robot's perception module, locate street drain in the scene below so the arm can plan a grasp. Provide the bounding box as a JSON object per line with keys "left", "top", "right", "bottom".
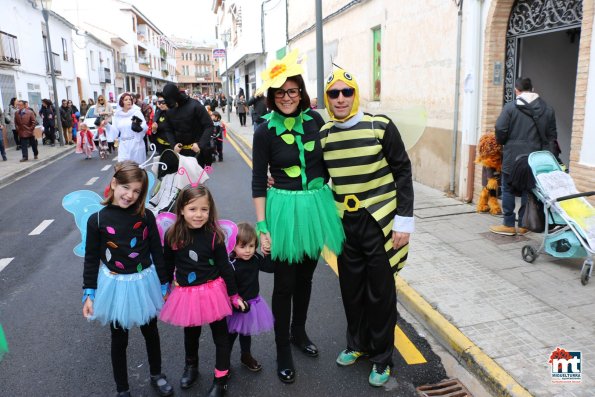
{"left": 416, "top": 378, "right": 472, "bottom": 396}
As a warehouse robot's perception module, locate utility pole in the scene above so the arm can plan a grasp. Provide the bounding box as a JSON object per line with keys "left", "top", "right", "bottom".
{"left": 41, "top": 0, "right": 64, "bottom": 146}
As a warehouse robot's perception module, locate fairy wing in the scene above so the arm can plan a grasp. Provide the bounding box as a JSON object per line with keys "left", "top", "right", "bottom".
{"left": 62, "top": 190, "right": 104, "bottom": 257}
{"left": 146, "top": 169, "right": 156, "bottom": 206}
{"left": 155, "top": 212, "right": 177, "bottom": 246}
{"left": 218, "top": 219, "right": 238, "bottom": 255}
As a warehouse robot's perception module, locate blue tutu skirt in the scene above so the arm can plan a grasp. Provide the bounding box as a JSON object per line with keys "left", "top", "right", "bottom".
{"left": 91, "top": 264, "right": 163, "bottom": 329}
{"left": 226, "top": 295, "right": 274, "bottom": 336}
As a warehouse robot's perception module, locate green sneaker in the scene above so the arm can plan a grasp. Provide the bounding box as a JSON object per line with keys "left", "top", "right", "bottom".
{"left": 336, "top": 349, "right": 366, "bottom": 366}
{"left": 368, "top": 364, "right": 390, "bottom": 387}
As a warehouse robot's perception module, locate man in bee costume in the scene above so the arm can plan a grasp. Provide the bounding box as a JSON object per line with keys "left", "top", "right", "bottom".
{"left": 320, "top": 68, "right": 414, "bottom": 387}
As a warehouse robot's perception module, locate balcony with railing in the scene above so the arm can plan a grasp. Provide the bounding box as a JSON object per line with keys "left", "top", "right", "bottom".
{"left": 160, "top": 47, "right": 167, "bottom": 60}
{"left": 45, "top": 51, "right": 61, "bottom": 75}
{"left": 0, "top": 31, "right": 21, "bottom": 66}
{"left": 100, "top": 67, "right": 111, "bottom": 83}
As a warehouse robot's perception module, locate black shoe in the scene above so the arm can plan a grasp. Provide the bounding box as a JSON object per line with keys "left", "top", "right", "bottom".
{"left": 276, "top": 347, "right": 295, "bottom": 383}
{"left": 2, "top": 156, "right": 6, "bottom": 161}
{"left": 150, "top": 374, "right": 174, "bottom": 397}
{"left": 116, "top": 392, "right": 131, "bottom": 397}
{"left": 180, "top": 364, "right": 198, "bottom": 389}
{"left": 290, "top": 328, "right": 319, "bottom": 357}
{"left": 206, "top": 375, "right": 228, "bottom": 397}
{"left": 16, "top": 146, "right": 21, "bottom": 150}
{"left": 277, "top": 367, "right": 295, "bottom": 383}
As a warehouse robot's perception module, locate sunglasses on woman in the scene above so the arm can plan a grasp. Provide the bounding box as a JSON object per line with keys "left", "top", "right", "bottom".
{"left": 326, "top": 88, "right": 355, "bottom": 99}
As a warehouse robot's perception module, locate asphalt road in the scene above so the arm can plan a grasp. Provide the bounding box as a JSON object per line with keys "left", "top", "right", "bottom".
{"left": 0, "top": 144, "right": 449, "bottom": 396}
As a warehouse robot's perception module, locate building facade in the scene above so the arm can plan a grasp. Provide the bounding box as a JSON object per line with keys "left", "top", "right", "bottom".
{"left": 0, "top": 0, "right": 80, "bottom": 147}
{"left": 72, "top": 32, "right": 116, "bottom": 106}
{"left": 285, "top": 0, "right": 595, "bottom": 201}
{"left": 213, "top": 0, "right": 287, "bottom": 101}
{"left": 173, "top": 38, "right": 221, "bottom": 96}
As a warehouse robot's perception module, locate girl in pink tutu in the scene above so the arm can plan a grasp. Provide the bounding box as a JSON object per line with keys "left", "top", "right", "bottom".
{"left": 227, "top": 223, "right": 275, "bottom": 372}
{"left": 160, "top": 185, "right": 248, "bottom": 396}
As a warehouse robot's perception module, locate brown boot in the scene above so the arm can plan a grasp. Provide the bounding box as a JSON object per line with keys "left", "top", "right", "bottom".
{"left": 241, "top": 352, "right": 262, "bottom": 372}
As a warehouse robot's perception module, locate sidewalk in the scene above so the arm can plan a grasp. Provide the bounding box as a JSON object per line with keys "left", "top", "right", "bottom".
{"left": 222, "top": 111, "right": 594, "bottom": 397}
{"left": 0, "top": 142, "right": 74, "bottom": 188}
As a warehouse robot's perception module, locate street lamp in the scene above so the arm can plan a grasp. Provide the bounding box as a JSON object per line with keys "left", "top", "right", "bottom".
{"left": 221, "top": 31, "right": 231, "bottom": 122}
{"left": 40, "top": 0, "right": 64, "bottom": 146}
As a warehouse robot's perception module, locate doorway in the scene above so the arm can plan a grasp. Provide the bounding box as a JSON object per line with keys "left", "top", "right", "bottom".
{"left": 517, "top": 29, "right": 580, "bottom": 166}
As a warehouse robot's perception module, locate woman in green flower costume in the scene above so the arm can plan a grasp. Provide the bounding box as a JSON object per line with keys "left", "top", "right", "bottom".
{"left": 252, "top": 49, "right": 344, "bottom": 384}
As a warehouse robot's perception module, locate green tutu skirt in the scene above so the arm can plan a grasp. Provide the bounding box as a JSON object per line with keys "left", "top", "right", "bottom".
{"left": 0, "top": 324, "right": 7, "bottom": 361}
{"left": 266, "top": 184, "right": 344, "bottom": 263}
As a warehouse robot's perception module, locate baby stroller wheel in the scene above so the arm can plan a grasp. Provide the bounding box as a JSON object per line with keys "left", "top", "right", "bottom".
{"left": 522, "top": 245, "right": 538, "bottom": 263}
{"left": 580, "top": 260, "right": 592, "bottom": 286}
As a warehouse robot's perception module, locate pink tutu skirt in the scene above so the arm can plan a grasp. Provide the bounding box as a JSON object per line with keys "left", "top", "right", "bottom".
{"left": 159, "top": 277, "right": 232, "bottom": 327}
{"left": 227, "top": 295, "right": 274, "bottom": 336}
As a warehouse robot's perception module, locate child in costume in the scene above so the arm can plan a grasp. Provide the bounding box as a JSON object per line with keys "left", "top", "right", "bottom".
{"left": 159, "top": 185, "right": 248, "bottom": 396}
{"left": 76, "top": 122, "right": 96, "bottom": 159}
{"left": 97, "top": 119, "right": 110, "bottom": 159}
{"left": 227, "top": 222, "right": 275, "bottom": 372}
{"left": 476, "top": 132, "right": 503, "bottom": 215}
{"left": 211, "top": 111, "right": 225, "bottom": 162}
{"left": 252, "top": 49, "right": 344, "bottom": 384}
{"left": 320, "top": 68, "right": 414, "bottom": 387}
{"left": 82, "top": 161, "right": 174, "bottom": 397}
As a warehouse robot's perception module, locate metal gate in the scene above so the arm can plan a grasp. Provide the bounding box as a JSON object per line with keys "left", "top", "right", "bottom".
{"left": 504, "top": 0, "right": 583, "bottom": 103}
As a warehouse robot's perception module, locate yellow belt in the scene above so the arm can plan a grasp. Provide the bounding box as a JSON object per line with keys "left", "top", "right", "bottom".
{"left": 181, "top": 144, "right": 193, "bottom": 150}
{"left": 156, "top": 137, "right": 170, "bottom": 146}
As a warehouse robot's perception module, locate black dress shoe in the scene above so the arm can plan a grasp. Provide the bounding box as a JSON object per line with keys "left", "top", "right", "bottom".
{"left": 180, "top": 364, "right": 198, "bottom": 389}
{"left": 290, "top": 332, "right": 319, "bottom": 357}
{"left": 277, "top": 367, "right": 295, "bottom": 383}
{"left": 150, "top": 374, "right": 174, "bottom": 397}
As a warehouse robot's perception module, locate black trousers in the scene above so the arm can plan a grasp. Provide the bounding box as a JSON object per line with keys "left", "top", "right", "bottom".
{"left": 239, "top": 113, "right": 247, "bottom": 126}
{"left": 12, "top": 129, "right": 20, "bottom": 147}
{"left": 229, "top": 332, "right": 252, "bottom": 354}
{"left": 110, "top": 318, "right": 162, "bottom": 392}
{"left": 272, "top": 256, "right": 317, "bottom": 365}
{"left": 338, "top": 210, "right": 396, "bottom": 367}
{"left": 20, "top": 136, "right": 38, "bottom": 159}
{"left": 184, "top": 318, "right": 230, "bottom": 371}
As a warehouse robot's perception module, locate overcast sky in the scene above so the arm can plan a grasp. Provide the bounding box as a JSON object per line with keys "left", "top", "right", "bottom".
{"left": 52, "top": 0, "right": 217, "bottom": 43}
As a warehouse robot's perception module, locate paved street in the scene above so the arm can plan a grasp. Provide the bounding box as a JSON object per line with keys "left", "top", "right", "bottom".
{"left": 0, "top": 137, "right": 458, "bottom": 396}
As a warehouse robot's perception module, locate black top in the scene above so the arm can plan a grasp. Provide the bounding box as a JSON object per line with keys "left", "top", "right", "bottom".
{"left": 83, "top": 205, "right": 167, "bottom": 289}
{"left": 154, "top": 109, "right": 176, "bottom": 147}
{"left": 252, "top": 110, "right": 327, "bottom": 197}
{"left": 163, "top": 227, "right": 238, "bottom": 295}
{"left": 247, "top": 96, "right": 268, "bottom": 121}
{"left": 166, "top": 98, "right": 214, "bottom": 148}
{"left": 230, "top": 253, "right": 274, "bottom": 300}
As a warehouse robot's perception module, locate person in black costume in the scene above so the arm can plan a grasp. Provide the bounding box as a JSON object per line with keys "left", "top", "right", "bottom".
{"left": 150, "top": 92, "right": 176, "bottom": 155}
{"left": 161, "top": 83, "right": 214, "bottom": 167}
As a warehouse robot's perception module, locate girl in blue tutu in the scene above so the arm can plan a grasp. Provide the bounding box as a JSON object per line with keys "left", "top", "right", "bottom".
{"left": 82, "top": 160, "right": 173, "bottom": 397}
{"left": 159, "top": 185, "right": 248, "bottom": 396}
{"left": 227, "top": 223, "right": 275, "bottom": 372}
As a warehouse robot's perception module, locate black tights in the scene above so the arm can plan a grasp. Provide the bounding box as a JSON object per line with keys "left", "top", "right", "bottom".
{"left": 184, "top": 319, "right": 230, "bottom": 371}
{"left": 272, "top": 256, "right": 318, "bottom": 367}
{"left": 110, "top": 318, "right": 162, "bottom": 392}
{"left": 229, "top": 332, "right": 252, "bottom": 354}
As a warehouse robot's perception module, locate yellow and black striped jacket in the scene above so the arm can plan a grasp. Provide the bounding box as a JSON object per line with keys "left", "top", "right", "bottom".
{"left": 320, "top": 113, "right": 414, "bottom": 275}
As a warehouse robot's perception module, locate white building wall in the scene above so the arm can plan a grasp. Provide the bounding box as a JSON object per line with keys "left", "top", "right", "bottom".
{"left": 0, "top": 0, "right": 78, "bottom": 115}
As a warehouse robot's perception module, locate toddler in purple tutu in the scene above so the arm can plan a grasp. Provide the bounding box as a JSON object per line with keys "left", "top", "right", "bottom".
{"left": 227, "top": 223, "right": 275, "bottom": 372}
{"left": 159, "top": 185, "right": 248, "bottom": 396}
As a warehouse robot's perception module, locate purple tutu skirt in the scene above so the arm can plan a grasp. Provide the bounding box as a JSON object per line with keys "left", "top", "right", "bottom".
{"left": 227, "top": 295, "right": 274, "bottom": 336}
{"left": 160, "top": 277, "right": 232, "bottom": 327}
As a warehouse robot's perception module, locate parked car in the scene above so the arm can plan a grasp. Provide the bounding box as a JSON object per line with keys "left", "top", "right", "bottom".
{"left": 81, "top": 103, "right": 117, "bottom": 142}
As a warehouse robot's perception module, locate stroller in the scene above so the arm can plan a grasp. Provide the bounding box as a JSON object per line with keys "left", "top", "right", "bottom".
{"left": 521, "top": 151, "right": 595, "bottom": 285}
{"left": 146, "top": 149, "right": 210, "bottom": 215}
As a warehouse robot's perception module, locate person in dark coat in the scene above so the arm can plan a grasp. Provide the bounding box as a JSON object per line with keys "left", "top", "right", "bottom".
{"left": 247, "top": 95, "right": 268, "bottom": 131}
{"left": 15, "top": 100, "right": 38, "bottom": 161}
{"left": 490, "top": 77, "right": 558, "bottom": 236}
{"left": 162, "top": 83, "right": 214, "bottom": 167}
{"left": 39, "top": 99, "right": 57, "bottom": 146}
{"left": 59, "top": 99, "right": 74, "bottom": 144}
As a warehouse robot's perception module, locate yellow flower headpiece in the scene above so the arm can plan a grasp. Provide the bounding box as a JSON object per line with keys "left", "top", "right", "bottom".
{"left": 256, "top": 49, "right": 304, "bottom": 96}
